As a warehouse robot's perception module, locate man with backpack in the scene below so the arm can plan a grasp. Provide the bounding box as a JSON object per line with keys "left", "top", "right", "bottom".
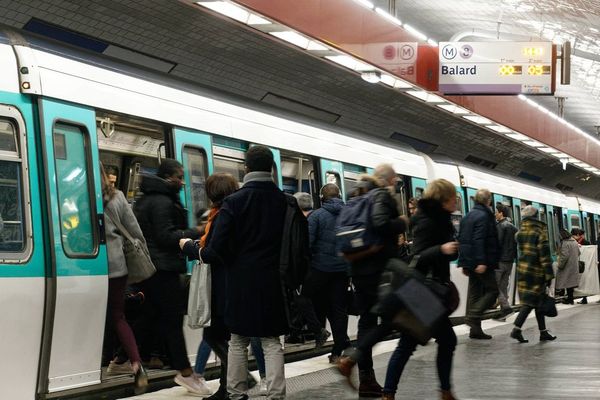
{"left": 338, "top": 165, "right": 407, "bottom": 398}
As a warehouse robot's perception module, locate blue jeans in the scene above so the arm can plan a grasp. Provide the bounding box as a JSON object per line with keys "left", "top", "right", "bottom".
{"left": 383, "top": 318, "right": 456, "bottom": 393}
{"left": 194, "top": 339, "right": 212, "bottom": 374}
{"left": 250, "top": 337, "right": 266, "bottom": 378}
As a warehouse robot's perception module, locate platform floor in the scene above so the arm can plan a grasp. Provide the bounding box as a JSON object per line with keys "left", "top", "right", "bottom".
{"left": 122, "top": 298, "right": 600, "bottom": 400}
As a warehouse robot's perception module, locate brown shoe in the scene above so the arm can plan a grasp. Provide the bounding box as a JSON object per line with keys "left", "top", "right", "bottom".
{"left": 358, "top": 369, "right": 382, "bottom": 398}
{"left": 382, "top": 393, "right": 395, "bottom": 400}
{"left": 336, "top": 356, "right": 357, "bottom": 389}
{"left": 440, "top": 389, "right": 458, "bottom": 400}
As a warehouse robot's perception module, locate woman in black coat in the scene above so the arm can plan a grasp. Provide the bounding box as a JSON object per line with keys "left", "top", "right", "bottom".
{"left": 181, "top": 172, "right": 239, "bottom": 400}
{"left": 382, "top": 179, "right": 460, "bottom": 400}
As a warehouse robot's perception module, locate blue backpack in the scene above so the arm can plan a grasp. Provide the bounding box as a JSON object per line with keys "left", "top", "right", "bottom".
{"left": 335, "top": 189, "right": 384, "bottom": 262}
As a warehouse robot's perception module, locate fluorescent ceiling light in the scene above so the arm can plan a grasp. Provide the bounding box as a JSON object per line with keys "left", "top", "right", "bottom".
{"left": 538, "top": 147, "right": 560, "bottom": 153}
{"left": 353, "top": 0, "right": 375, "bottom": 9}
{"left": 197, "top": 1, "right": 249, "bottom": 23}
{"left": 403, "top": 24, "right": 428, "bottom": 41}
{"left": 522, "top": 140, "right": 545, "bottom": 147}
{"left": 307, "top": 41, "right": 328, "bottom": 51}
{"left": 270, "top": 31, "right": 310, "bottom": 49}
{"left": 436, "top": 104, "right": 470, "bottom": 114}
{"left": 518, "top": 94, "right": 527, "bottom": 101}
{"left": 325, "top": 55, "right": 373, "bottom": 71}
{"left": 361, "top": 71, "right": 381, "bottom": 83}
{"left": 375, "top": 8, "right": 402, "bottom": 25}
{"left": 247, "top": 14, "right": 271, "bottom": 25}
{"left": 488, "top": 125, "right": 512, "bottom": 133}
{"left": 427, "top": 38, "right": 438, "bottom": 46}
{"left": 550, "top": 152, "right": 570, "bottom": 159}
{"left": 463, "top": 115, "right": 493, "bottom": 125}
{"left": 406, "top": 91, "right": 445, "bottom": 103}
{"left": 393, "top": 79, "right": 413, "bottom": 89}
{"left": 505, "top": 133, "right": 529, "bottom": 141}
{"left": 380, "top": 74, "right": 396, "bottom": 86}
{"left": 584, "top": 167, "right": 597, "bottom": 172}
{"left": 573, "top": 162, "right": 589, "bottom": 167}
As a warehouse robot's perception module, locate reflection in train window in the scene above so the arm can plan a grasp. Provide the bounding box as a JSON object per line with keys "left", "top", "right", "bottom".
{"left": 0, "top": 118, "right": 27, "bottom": 254}
{"left": 214, "top": 157, "right": 245, "bottom": 182}
{"left": 183, "top": 146, "right": 209, "bottom": 221}
{"left": 53, "top": 122, "right": 96, "bottom": 257}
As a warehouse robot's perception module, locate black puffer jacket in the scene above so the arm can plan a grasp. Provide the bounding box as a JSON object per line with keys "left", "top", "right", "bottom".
{"left": 411, "top": 198, "right": 458, "bottom": 282}
{"left": 457, "top": 203, "right": 500, "bottom": 271}
{"left": 350, "top": 188, "right": 406, "bottom": 277}
{"left": 134, "top": 174, "right": 199, "bottom": 273}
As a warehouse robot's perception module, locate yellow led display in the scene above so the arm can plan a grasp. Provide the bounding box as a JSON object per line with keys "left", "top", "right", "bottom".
{"left": 522, "top": 47, "right": 544, "bottom": 56}
{"left": 499, "top": 65, "right": 523, "bottom": 76}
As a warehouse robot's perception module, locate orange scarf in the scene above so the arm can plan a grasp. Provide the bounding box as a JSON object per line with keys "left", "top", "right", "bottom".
{"left": 199, "top": 207, "right": 220, "bottom": 247}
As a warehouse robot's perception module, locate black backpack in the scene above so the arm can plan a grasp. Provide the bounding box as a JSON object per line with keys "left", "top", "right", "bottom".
{"left": 279, "top": 194, "right": 310, "bottom": 291}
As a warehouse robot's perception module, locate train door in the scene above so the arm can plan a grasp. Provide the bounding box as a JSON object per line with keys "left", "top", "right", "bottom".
{"left": 0, "top": 97, "right": 46, "bottom": 399}
{"left": 410, "top": 177, "right": 427, "bottom": 199}
{"left": 320, "top": 159, "right": 346, "bottom": 199}
{"left": 546, "top": 205, "right": 559, "bottom": 258}
{"left": 173, "top": 128, "right": 214, "bottom": 228}
{"left": 280, "top": 151, "right": 317, "bottom": 204}
{"left": 512, "top": 198, "right": 522, "bottom": 228}
{"left": 38, "top": 99, "right": 107, "bottom": 393}
{"left": 582, "top": 212, "right": 595, "bottom": 243}
{"left": 594, "top": 214, "right": 600, "bottom": 244}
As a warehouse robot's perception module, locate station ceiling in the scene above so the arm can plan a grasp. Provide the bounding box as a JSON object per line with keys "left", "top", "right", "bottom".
{"left": 0, "top": 0, "right": 599, "bottom": 198}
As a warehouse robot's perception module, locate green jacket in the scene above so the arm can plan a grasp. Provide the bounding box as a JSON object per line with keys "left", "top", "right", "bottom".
{"left": 516, "top": 217, "right": 554, "bottom": 307}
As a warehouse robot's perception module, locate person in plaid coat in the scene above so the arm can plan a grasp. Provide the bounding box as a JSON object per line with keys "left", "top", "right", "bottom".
{"left": 510, "top": 205, "right": 556, "bottom": 343}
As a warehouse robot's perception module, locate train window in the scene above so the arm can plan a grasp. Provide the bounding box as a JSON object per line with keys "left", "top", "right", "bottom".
{"left": 585, "top": 216, "right": 593, "bottom": 242}
{"left": 547, "top": 211, "right": 556, "bottom": 254}
{"left": 182, "top": 146, "right": 209, "bottom": 220}
{"left": 469, "top": 195, "right": 475, "bottom": 210}
{"left": 53, "top": 122, "right": 96, "bottom": 257}
{"left": 214, "top": 156, "right": 245, "bottom": 182}
{"left": 455, "top": 193, "right": 464, "bottom": 215}
{"left": 0, "top": 115, "right": 31, "bottom": 257}
{"left": 0, "top": 120, "right": 17, "bottom": 153}
{"left": 540, "top": 207, "right": 547, "bottom": 224}
{"left": 563, "top": 215, "right": 568, "bottom": 230}
{"left": 514, "top": 206, "right": 521, "bottom": 227}
{"left": 325, "top": 171, "right": 341, "bottom": 188}
{"left": 570, "top": 215, "right": 581, "bottom": 229}
{"left": 415, "top": 187, "right": 424, "bottom": 198}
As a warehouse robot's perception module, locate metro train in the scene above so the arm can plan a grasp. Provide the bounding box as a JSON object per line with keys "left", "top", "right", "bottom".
{"left": 2, "top": 29, "right": 600, "bottom": 400}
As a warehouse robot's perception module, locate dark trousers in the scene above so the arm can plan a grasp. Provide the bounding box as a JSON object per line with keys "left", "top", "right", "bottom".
{"left": 108, "top": 276, "right": 142, "bottom": 364}
{"left": 203, "top": 316, "right": 230, "bottom": 389}
{"left": 383, "top": 317, "right": 456, "bottom": 393}
{"left": 136, "top": 271, "right": 191, "bottom": 371}
{"left": 353, "top": 273, "right": 382, "bottom": 371}
{"left": 301, "top": 270, "right": 351, "bottom": 356}
{"left": 466, "top": 268, "right": 499, "bottom": 329}
{"left": 514, "top": 305, "right": 546, "bottom": 330}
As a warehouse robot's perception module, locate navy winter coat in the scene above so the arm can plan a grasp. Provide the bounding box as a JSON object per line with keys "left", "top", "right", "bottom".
{"left": 457, "top": 203, "right": 500, "bottom": 271}
{"left": 197, "top": 180, "right": 289, "bottom": 337}
{"left": 134, "top": 174, "right": 199, "bottom": 273}
{"left": 308, "top": 198, "right": 348, "bottom": 273}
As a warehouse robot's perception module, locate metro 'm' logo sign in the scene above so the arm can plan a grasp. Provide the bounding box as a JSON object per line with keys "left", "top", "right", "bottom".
{"left": 442, "top": 45, "right": 457, "bottom": 60}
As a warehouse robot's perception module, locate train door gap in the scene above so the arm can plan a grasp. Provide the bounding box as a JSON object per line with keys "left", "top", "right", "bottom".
{"left": 280, "top": 150, "right": 316, "bottom": 202}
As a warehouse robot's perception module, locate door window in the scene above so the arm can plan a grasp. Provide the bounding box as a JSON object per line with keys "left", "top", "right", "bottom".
{"left": 53, "top": 122, "right": 97, "bottom": 257}
{"left": 0, "top": 116, "right": 31, "bottom": 258}
{"left": 183, "top": 146, "right": 209, "bottom": 220}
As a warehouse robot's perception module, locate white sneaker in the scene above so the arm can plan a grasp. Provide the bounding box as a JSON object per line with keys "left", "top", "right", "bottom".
{"left": 106, "top": 360, "right": 133, "bottom": 375}
{"left": 174, "top": 373, "right": 212, "bottom": 396}
{"left": 258, "top": 378, "right": 268, "bottom": 395}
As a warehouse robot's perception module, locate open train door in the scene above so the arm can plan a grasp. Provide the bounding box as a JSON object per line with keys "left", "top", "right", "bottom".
{"left": 37, "top": 98, "right": 108, "bottom": 394}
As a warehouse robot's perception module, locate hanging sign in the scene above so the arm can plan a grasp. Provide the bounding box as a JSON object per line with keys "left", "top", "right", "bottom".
{"left": 438, "top": 41, "right": 553, "bottom": 94}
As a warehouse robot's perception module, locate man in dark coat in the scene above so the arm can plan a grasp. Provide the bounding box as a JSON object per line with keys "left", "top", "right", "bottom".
{"left": 494, "top": 204, "right": 518, "bottom": 319}
{"left": 458, "top": 188, "right": 501, "bottom": 339}
{"left": 133, "top": 159, "right": 204, "bottom": 394}
{"left": 338, "top": 165, "right": 407, "bottom": 398}
{"left": 192, "top": 146, "right": 289, "bottom": 400}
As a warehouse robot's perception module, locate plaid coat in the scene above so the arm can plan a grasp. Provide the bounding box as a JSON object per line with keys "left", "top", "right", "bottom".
{"left": 516, "top": 217, "right": 554, "bottom": 307}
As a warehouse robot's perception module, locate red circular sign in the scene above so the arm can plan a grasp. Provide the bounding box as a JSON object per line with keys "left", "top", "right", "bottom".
{"left": 383, "top": 45, "right": 395, "bottom": 60}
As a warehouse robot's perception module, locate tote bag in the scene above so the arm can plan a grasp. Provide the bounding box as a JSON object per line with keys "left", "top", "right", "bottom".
{"left": 105, "top": 208, "right": 156, "bottom": 284}
{"left": 187, "top": 261, "right": 212, "bottom": 329}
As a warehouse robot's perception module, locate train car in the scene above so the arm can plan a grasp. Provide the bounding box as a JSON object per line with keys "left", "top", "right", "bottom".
{"left": 2, "top": 28, "right": 600, "bottom": 399}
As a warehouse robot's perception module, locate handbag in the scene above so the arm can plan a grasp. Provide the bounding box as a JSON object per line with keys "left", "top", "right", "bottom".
{"left": 539, "top": 293, "right": 558, "bottom": 318}
{"left": 578, "top": 260, "right": 585, "bottom": 274}
{"left": 105, "top": 208, "right": 156, "bottom": 284}
{"left": 187, "top": 261, "right": 212, "bottom": 329}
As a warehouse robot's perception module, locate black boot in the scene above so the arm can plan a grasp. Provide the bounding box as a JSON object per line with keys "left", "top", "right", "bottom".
{"left": 358, "top": 369, "right": 382, "bottom": 398}
{"left": 510, "top": 328, "right": 528, "bottom": 343}
{"left": 205, "top": 386, "right": 228, "bottom": 400}
{"left": 539, "top": 330, "right": 557, "bottom": 341}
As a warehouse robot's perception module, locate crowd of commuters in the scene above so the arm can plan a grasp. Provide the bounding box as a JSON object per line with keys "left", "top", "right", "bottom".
{"left": 100, "top": 145, "right": 593, "bottom": 399}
